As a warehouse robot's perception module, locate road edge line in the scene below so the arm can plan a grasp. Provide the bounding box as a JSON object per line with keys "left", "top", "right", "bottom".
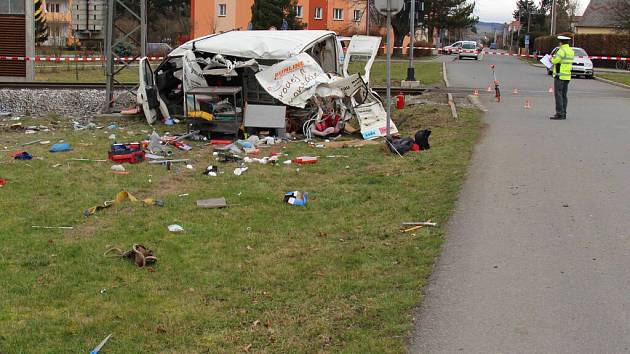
{"left": 594, "top": 76, "right": 630, "bottom": 90}
{"left": 467, "top": 95, "right": 488, "bottom": 112}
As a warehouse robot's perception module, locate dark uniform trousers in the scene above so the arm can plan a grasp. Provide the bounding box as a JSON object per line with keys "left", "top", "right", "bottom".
{"left": 554, "top": 77, "right": 570, "bottom": 118}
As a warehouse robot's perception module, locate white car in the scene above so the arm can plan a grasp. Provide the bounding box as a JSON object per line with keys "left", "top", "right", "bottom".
{"left": 458, "top": 41, "right": 482, "bottom": 60}
{"left": 442, "top": 41, "right": 463, "bottom": 55}
{"left": 547, "top": 47, "right": 594, "bottom": 79}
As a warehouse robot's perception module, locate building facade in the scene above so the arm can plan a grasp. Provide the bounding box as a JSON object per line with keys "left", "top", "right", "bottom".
{"left": 0, "top": 0, "right": 35, "bottom": 81}
{"left": 575, "top": 0, "right": 624, "bottom": 34}
{"left": 191, "top": 0, "right": 368, "bottom": 38}
{"left": 44, "top": 0, "right": 75, "bottom": 47}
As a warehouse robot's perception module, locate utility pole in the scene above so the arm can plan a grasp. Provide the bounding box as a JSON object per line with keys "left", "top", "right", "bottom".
{"left": 366, "top": 0, "right": 370, "bottom": 35}
{"left": 550, "top": 0, "right": 557, "bottom": 35}
{"left": 406, "top": 0, "right": 416, "bottom": 82}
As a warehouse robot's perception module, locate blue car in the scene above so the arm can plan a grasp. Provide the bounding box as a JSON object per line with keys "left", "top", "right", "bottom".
{"left": 490, "top": 43, "right": 497, "bottom": 50}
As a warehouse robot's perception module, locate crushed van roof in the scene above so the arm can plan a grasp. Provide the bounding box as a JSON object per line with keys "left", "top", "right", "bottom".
{"left": 170, "top": 30, "right": 337, "bottom": 60}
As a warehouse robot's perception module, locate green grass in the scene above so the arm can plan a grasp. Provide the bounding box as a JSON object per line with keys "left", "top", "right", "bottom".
{"left": 0, "top": 105, "right": 480, "bottom": 353}
{"left": 35, "top": 60, "right": 444, "bottom": 87}
{"left": 597, "top": 73, "right": 630, "bottom": 86}
{"left": 36, "top": 64, "right": 140, "bottom": 83}
{"left": 348, "top": 61, "right": 443, "bottom": 86}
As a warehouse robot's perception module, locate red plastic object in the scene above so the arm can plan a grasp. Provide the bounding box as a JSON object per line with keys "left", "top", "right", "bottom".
{"left": 210, "top": 139, "right": 233, "bottom": 145}
{"left": 396, "top": 92, "right": 405, "bottom": 110}
{"left": 411, "top": 143, "right": 421, "bottom": 152}
{"left": 0, "top": 178, "right": 6, "bottom": 187}
{"left": 108, "top": 143, "right": 146, "bottom": 164}
{"left": 293, "top": 156, "right": 318, "bottom": 164}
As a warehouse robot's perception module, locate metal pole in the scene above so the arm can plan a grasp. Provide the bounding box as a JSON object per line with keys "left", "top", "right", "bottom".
{"left": 385, "top": 0, "right": 392, "bottom": 139}
{"left": 406, "top": 0, "right": 416, "bottom": 81}
{"left": 104, "top": 0, "right": 115, "bottom": 113}
{"left": 140, "top": 0, "right": 147, "bottom": 57}
{"left": 550, "top": 0, "right": 556, "bottom": 35}
{"left": 366, "top": 0, "right": 370, "bottom": 35}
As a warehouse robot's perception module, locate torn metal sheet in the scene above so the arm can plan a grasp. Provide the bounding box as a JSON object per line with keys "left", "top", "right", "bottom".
{"left": 255, "top": 53, "right": 333, "bottom": 108}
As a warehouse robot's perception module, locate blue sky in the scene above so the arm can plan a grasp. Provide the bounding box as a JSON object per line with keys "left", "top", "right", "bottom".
{"left": 474, "top": 0, "right": 590, "bottom": 23}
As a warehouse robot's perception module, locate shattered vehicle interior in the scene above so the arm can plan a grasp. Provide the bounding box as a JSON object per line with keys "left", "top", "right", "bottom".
{"left": 139, "top": 30, "right": 397, "bottom": 140}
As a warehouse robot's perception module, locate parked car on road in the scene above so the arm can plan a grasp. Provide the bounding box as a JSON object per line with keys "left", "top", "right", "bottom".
{"left": 442, "top": 41, "right": 463, "bottom": 55}
{"left": 547, "top": 47, "right": 594, "bottom": 79}
{"left": 458, "top": 41, "right": 482, "bottom": 60}
{"left": 490, "top": 43, "right": 497, "bottom": 50}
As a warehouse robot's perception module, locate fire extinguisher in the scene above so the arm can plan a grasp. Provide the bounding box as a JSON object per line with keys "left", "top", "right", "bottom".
{"left": 396, "top": 92, "right": 405, "bottom": 110}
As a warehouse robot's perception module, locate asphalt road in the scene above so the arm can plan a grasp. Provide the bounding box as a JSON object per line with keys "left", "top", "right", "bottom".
{"left": 409, "top": 54, "right": 630, "bottom": 353}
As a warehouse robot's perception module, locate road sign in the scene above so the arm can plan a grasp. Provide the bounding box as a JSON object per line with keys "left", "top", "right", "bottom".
{"left": 374, "top": 0, "right": 404, "bottom": 15}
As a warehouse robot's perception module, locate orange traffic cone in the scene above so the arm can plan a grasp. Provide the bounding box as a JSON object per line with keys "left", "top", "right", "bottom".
{"left": 512, "top": 88, "right": 519, "bottom": 95}
{"left": 473, "top": 89, "right": 480, "bottom": 96}
{"left": 524, "top": 100, "right": 532, "bottom": 109}
{"left": 486, "top": 85, "right": 492, "bottom": 92}
{"left": 548, "top": 86, "right": 554, "bottom": 93}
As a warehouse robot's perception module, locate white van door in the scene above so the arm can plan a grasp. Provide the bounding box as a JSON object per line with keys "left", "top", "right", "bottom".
{"left": 342, "top": 35, "right": 382, "bottom": 83}
{"left": 137, "top": 57, "right": 159, "bottom": 124}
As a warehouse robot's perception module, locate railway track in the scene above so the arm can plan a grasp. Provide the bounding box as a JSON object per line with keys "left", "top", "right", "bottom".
{"left": 0, "top": 82, "right": 136, "bottom": 89}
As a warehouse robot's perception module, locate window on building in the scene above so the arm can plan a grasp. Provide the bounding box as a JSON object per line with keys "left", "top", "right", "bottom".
{"left": 0, "top": 0, "right": 25, "bottom": 14}
{"left": 218, "top": 4, "right": 227, "bottom": 17}
{"left": 353, "top": 9, "right": 362, "bottom": 22}
{"left": 294, "top": 5, "right": 303, "bottom": 18}
{"left": 333, "top": 8, "right": 343, "bottom": 21}
{"left": 314, "top": 7, "right": 322, "bottom": 20}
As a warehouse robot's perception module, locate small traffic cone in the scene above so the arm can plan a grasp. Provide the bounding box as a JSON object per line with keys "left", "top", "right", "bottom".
{"left": 524, "top": 99, "right": 532, "bottom": 109}
{"left": 548, "top": 86, "right": 554, "bottom": 93}
{"left": 512, "top": 88, "right": 519, "bottom": 95}
{"left": 473, "top": 89, "right": 480, "bottom": 96}
{"left": 486, "top": 85, "right": 492, "bottom": 92}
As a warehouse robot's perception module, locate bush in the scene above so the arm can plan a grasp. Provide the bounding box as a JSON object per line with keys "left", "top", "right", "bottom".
{"left": 410, "top": 41, "right": 434, "bottom": 57}
{"left": 534, "top": 33, "right": 630, "bottom": 56}
{"left": 113, "top": 41, "right": 134, "bottom": 57}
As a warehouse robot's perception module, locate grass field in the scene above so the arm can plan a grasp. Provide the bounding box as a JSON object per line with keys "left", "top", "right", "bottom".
{"left": 35, "top": 60, "right": 443, "bottom": 87}
{"left": 597, "top": 73, "right": 630, "bottom": 86}
{"left": 0, "top": 103, "right": 480, "bottom": 352}
{"left": 36, "top": 64, "right": 141, "bottom": 83}
{"left": 348, "top": 61, "right": 443, "bottom": 86}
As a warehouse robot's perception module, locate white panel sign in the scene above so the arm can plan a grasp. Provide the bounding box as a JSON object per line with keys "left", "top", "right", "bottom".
{"left": 374, "top": 0, "right": 405, "bottom": 15}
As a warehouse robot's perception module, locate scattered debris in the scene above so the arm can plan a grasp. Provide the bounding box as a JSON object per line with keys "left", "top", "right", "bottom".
{"left": 168, "top": 224, "right": 184, "bottom": 233}
{"left": 284, "top": 191, "right": 308, "bottom": 206}
{"left": 105, "top": 244, "right": 156, "bottom": 267}
{"left": 196, "top": 198, "right": 227, "bottom": 209}
{"left": 148, "top": 159, "right": 190, "bottom": 165}
{"left": 22, "top": 139, "right": 43, "bottom": 146}
{"left": 31, "top": 225, "right": 74, "bottom": 230}
{"left": 203, "top": 165, "right": 218, "bottom": 177}
{"left": 293, "top": 156, "right": 318, "bottom": 164}
{"left": 89, "top": 333, "right": 113, "bottom": 354}
{"left": 110, "top": 164, "right": 126, "bottom": 172}
{"left": 49, "top": 143, "right": 72, "bottom": 153}
{"left": 0, "top": 178, "right": 6, "bottom": 187}
{"left": 108, "top": 143, "right": 145, "bottom": 164}
{"left": 401, "top": 221, "right": 437, "bottom": 227}
{"left": 84, "top": 191, "right": 163, "bottom": 216}
{"left": 13, "top": 152, "right": 32, "bottom": 160}
{"left": 234, "top": 166, "right": 248, "bottom": 176}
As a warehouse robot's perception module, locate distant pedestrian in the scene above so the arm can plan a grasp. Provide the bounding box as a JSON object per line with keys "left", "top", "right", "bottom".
{"left": 550, "top": 35, "right": 574, "bottom": 120}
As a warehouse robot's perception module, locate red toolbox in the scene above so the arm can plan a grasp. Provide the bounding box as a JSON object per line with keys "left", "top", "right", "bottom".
{"left": 108, "top": 143, "right": 146, "bottom": 164}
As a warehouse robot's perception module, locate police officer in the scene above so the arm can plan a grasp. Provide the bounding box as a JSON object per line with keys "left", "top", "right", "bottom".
{"left": 550, "top": 35, "right": 574, "bottom": 120}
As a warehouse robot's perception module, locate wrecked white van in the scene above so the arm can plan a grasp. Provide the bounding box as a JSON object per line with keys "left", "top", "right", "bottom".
{"left": 138, "top": 30, "right": 397, "bottom": 139}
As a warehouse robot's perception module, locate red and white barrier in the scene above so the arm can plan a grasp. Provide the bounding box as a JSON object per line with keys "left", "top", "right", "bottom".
{"left": 0, "top": 56, "right": 164, "bottom": 62}
{"left": 0, "top": 50, "right": 628, "bottom": 62}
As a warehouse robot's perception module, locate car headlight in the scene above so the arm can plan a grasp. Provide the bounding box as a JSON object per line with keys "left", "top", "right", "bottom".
{"left": 585, "top": 62, "right": 593, "bottom": 69}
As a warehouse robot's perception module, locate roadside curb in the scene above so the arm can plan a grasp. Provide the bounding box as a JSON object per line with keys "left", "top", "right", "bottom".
{"left": 442, "top": 62, "right": 450, "bottom": 88}
{"left": 467, "top": 95, "right": 488, "bottom": 112}
{"left": 447, "top": 93, "right": 458, "bottom": 120}
{"left": 594, "top": 76, "right": 630, "bottom": 90}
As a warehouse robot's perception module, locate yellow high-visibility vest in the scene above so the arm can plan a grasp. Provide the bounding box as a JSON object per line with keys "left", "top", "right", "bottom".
{"left": 551, "top": 44, "right": 575, "bottom": 81}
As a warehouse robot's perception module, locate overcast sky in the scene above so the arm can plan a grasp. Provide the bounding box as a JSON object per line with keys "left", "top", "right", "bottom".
{"left": 474, "top": 0, "right": 591, "bottom": 23}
